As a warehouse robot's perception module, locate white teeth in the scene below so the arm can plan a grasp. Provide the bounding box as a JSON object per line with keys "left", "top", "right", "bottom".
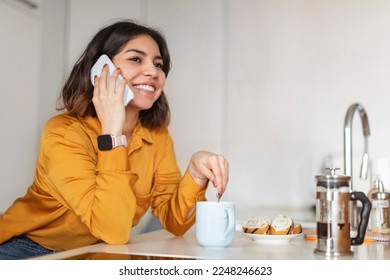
{"left": 135, "top": 84, "right": 155, "bottom": 92}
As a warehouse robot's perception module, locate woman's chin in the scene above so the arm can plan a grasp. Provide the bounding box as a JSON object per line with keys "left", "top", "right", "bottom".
{"left": 128, "top": 99, "right": 154, "bottom": 111}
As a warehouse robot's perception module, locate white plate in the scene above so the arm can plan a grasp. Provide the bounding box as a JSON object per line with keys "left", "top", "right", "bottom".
{"left": 243, "top": 232, "right": 303, "bottom": 244}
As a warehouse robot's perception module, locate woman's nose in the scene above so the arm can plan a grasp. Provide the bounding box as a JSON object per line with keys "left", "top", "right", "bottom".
{"left": 142, "top": 61, "right": 158, "bottom": 77}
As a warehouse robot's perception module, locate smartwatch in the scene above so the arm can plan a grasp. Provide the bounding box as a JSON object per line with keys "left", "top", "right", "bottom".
{"left": 97, "top": 134, "right": 127, "bottom": 151}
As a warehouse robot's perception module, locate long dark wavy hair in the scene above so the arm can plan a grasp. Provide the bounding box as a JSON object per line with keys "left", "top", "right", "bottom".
{"left": 58, "top": 19, "right": 172, "bottom": 129}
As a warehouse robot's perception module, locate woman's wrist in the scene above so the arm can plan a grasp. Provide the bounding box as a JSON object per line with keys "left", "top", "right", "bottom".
{"left": 189, "top": 171, "right": 209, "bottom": 187}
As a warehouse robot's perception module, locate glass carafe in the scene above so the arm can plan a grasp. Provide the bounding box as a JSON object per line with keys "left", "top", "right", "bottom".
{"left": 315, "top": 168, "right": 371, "bottom": 257}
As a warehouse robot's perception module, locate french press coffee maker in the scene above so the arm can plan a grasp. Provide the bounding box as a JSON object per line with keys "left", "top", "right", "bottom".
{"left": 315, "top": 167, "right": 371, "bottom": 257}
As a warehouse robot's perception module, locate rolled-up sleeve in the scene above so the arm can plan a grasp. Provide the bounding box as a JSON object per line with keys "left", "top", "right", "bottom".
{"left": 42, "top": 125, "right": 137, "bottom": 244}
{"left": 150, "top": 131, "right": 207, "bottom": 236}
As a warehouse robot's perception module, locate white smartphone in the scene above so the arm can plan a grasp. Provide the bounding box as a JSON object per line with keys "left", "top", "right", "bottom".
{"left": 90, "top": 54, "right": 134, "bottom": 106}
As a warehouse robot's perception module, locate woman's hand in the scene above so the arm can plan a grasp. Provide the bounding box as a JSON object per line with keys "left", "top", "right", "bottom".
{"left": 92, "top": 64, "right": 127, "bottom": 135}
{"left": 187, "top": 151, "right": 229, "bottom": 196}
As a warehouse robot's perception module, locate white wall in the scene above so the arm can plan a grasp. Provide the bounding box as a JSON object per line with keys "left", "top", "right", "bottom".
{"left": 226, "top": 0, "right": 390, "bottom": 219}
{"left": 0, "top": 0, "right": 67, "bottom": 213}
{"left": 0, "top": 0, "right": 42, "bottom": 211}
{"left": 3, "top": 0, "right": 390, "bottom": 223}
{"left": 38, "top": 0, "right": 67, "bottom": 131}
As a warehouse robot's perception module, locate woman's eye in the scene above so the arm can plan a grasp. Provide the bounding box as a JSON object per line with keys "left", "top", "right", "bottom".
{"left": 155, "top": 62, "right": 163, "bottom": 69}
{"left": 129, "top": 57, "right": 141, "bottom": 62}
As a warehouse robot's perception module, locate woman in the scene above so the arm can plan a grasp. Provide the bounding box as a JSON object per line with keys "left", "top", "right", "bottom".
{"left": 0, "top": 20, "right": 229, "bottom": 259}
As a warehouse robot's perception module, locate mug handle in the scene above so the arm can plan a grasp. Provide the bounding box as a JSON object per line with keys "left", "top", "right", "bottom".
{"left": 223, "top": 208, "right": 235, "bottom": 241}
{"left": 350, "top": 191, "right": 372, "bottom": 246}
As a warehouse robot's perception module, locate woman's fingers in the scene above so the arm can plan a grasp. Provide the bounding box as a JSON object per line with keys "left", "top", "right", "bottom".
{"left": 188, "top": 151, "right": 229, "bottom": 195}
{"left": 211, "top": 155, "right": 229, "bottom": 195}
{"left": 92, "top": 64, "right": 126, "bottom": 135}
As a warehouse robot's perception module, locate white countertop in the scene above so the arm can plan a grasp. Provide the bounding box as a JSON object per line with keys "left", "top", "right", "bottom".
{"left": 32, "top": 224, "right": 390, "bottom": 260}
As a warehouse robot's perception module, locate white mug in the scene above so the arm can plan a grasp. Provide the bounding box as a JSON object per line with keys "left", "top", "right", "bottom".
{"left": 195, "top": 201, "right": 236, "bottom": 247}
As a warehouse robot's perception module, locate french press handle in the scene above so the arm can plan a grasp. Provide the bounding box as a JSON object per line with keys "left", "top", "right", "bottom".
{"left": 350, "top": 191, "right": 372, "bottom": 246}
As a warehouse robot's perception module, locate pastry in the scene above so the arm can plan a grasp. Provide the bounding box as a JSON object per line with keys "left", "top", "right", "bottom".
{"left": 291, "top": 223, "right": 302, "bottom": 234}
{"left": 269, "top": 215, "right": 293, "bottom": 235}
{"left": 242, "top": 217, "right": 271, "bottom": 234}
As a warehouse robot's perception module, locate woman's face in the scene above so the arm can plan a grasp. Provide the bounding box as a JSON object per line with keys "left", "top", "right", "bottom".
{"left": 113, "top": 34, "right": 166, "bottom": 110}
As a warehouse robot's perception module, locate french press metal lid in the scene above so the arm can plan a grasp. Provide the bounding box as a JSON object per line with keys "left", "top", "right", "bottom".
{"left": 315, "top": 167, "right": 350, "bottom": 189}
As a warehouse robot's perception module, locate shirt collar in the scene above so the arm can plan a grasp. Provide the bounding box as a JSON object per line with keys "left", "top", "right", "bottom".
{"left": 132, "top": 121, "right": 154, "bottom": 144}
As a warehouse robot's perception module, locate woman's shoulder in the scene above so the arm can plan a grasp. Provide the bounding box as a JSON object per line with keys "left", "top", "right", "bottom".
{"left": 42, "top": 113, "right": 99, "bottom": 138}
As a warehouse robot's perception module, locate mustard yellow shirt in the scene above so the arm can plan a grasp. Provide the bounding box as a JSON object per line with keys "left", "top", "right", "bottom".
{"left": 0, "top": 113, "right": 206, "bottom": 251}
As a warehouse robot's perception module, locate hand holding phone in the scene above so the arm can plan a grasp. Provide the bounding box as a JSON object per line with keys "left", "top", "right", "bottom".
{"left": 90, "top": 54, "right": 134, "bottom": 106}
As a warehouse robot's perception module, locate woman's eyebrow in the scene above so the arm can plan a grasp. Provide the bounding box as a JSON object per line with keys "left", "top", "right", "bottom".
{"left": 125, "top": 49, "right": 162, "bottom": 60}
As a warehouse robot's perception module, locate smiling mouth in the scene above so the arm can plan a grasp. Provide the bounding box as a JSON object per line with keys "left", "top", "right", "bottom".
{"left": 134, "top": 84, "right": 155, "bottom": 92}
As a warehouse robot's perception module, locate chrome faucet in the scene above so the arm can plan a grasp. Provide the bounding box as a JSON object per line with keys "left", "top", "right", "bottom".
{"left": 343, "top": 103, "right": 370, "bottom": 191}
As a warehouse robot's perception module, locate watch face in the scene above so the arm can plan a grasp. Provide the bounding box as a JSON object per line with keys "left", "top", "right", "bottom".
{"left": 97, "top": 135, "right": 113, "bottom": 151}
